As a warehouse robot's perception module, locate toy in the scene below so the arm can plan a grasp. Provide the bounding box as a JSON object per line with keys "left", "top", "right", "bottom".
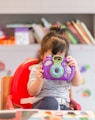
{"left": 42, "top": 55, "right": 75, "bottom": 81}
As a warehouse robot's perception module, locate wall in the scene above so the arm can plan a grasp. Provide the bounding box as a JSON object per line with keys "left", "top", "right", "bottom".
{"left": 70, "top": 45, "right": 95, "bottom": 110}
{"left": 0, "top": 44, "right": 40, "bottom": 76}
{"left": 0, "top": 45, "right": 95, "bottom": 110}
{"left": 0, "top": 0, "right": 95, "bottom": 13}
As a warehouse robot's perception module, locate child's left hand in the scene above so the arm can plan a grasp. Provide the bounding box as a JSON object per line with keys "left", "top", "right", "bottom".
{"left": 66, "top": 56, "right": 78, "bottom": 69}
{"left": 66, "top": 56, "right": 82, "bottom": 86}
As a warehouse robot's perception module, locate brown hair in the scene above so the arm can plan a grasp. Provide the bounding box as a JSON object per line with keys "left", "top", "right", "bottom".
{"left": 40, "top": 26, "right": 69, "bottom": 58}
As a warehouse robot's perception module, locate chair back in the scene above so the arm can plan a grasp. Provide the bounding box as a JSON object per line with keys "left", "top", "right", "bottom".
{"left": 10, "top": 58, "right": 38, "bottom": 108}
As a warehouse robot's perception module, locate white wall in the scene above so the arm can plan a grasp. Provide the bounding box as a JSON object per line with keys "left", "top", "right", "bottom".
{"left": 0, "top": 0, "right": 95, "bottom": 13}
{"left": 0, "top": 45, "right": 95, "bottom": 110}
{"left": 70, "top": 45, "right": 95, "bottom": 110}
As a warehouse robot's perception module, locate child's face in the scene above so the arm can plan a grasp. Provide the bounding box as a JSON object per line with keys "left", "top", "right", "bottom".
{"left": 42, "top": 50, "right": 66, "bottom": 61}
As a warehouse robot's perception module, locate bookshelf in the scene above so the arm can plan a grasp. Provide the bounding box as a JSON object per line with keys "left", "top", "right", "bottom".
{"left": 0, "top": 0, "right": 95, "bottom": 36}
{"left": 0, "top": 14, "right": 94, "bottom": 37}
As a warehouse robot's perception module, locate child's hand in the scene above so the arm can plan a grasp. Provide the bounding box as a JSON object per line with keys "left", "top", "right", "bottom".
{"left": 66, "top": 56, "right": 78, "bottom": 69}
{"left": 36, "top": 65, "right": 44, "bottom": 81}
{"left": 66, "top": 56, "right": 82, "bottom": 86}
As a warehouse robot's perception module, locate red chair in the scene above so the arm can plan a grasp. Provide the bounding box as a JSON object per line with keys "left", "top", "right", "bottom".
{"left": 6, "top": 58, "right": 81, "bottom": 110}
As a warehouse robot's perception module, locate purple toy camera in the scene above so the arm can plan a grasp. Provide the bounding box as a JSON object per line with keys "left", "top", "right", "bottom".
{"left": 42, "top": 55, "right": 75, "bottom": 81}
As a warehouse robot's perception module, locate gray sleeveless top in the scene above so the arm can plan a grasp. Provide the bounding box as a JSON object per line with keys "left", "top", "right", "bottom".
{"left": 27, "top": 64, "right": 72, "bottom": 103}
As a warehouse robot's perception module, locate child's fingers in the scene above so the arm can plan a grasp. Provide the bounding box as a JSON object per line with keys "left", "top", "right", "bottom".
{"left": 66, "top": 56, "right": 77, "bottom": 66}
{"left": 68, "top": 61, "right": 76, "bottom": 66}
{"left": 37, "top": 65, "right": 44, "bottom": 73}
{"left": 36, "top": 65, "right": 44, "bottom": 79}
{"left": 66, "top": 56, "right": 73, "bottom": 61}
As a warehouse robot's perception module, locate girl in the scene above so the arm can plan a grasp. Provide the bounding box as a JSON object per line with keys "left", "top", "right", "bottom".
{"left": 27, "top": 26, "right": 82, "bottom": 110}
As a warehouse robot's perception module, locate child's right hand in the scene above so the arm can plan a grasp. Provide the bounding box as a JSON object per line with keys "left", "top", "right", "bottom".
{"left": 36, "top": 65, "right": 44, "bottom": 81}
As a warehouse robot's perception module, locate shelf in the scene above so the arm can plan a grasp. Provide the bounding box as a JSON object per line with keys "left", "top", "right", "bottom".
{"left": 0, "top": 14, "right": 94, "bottom": 38}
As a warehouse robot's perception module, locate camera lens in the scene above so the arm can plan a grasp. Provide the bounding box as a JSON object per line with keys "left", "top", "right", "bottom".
{"left": 55, "top": 68, "right": 60, "bottom": 73}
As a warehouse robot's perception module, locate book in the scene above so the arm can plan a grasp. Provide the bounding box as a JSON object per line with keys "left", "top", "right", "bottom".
{"left": 71, "top": 20, "right": 92, "bottom": 45}
{"left": 14, "top": 27, "right": 30, "bottom": 45}
{"left": 76, "top": 20, "right": 94, "bottom": 45}
{"left": 62, "top": 32, "right": 71, "bottom": 44}
{"left": 29, "top": 29, "right": 35, "bottom": 44}
{"left": 6, "top": 24, "right": 32, "bottom": 28}
{"left": 65, "top": 23, "right": 81, "bottom": 44}
{"left": 41, "top": 17, "right": 52, "bottom": 29}
{"left": 0, "top": 110, "right": 16, "bottom": 119}
{"left": 61, "top": 24, "right": 78, "bottom": 44}
{"left": 80, "top": 21, "right": 95, "bottom": 44}
{"left": 33, "top": 31, "right": 42, "bottom": 43}
{"left": 32, "top": 23, "right": 45, "bottom": 43}
{"left": 66, "top": 21, "right": 86, "bottom": 44}
{"left": 20, "top": 109, "right": 95, "bottom": 120}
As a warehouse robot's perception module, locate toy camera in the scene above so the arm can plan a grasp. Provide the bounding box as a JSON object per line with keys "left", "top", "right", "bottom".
{"left": 42, "top": 55, "right": 75, "bottom": 81}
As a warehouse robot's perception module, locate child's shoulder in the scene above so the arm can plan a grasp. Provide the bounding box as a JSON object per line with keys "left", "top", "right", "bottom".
{"left": 29, "top": 62, "right": 42, "bottom": 71}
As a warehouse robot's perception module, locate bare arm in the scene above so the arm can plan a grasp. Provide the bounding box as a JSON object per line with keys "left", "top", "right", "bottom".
{"left": 72, "top": 66, "right": 82, "bottom": 86}
{"left": 66, "top": 56, "right": 82, "bottom": 86}
{"left": 28, "top": 65, "right": 44, "bottom": 96}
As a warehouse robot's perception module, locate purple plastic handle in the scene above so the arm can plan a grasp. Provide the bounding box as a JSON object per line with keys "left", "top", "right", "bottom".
{"left": 42, "top": 55, "right": 75, "bottom": 81}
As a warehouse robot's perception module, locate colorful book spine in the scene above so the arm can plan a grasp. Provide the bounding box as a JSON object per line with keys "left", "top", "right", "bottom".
{"left": 81, "top": 22, "right": 95, "bottom": 45}
{"left": 76, "top": 20, "right": 93, "bottom": 45}
{"left": 61, "top": 24, "right": 78, "bottom": 44}
{"left": 66, "top": 21, "right": 86, "bottom": 44}
{"left": 71, "top": 21, "right": 92, "bottom": 45}
{"left": 32, "top": 24, "right": 45, "bottom": 41}
{"left": 41, "top": 18, "right": 51, "bottom": 29}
